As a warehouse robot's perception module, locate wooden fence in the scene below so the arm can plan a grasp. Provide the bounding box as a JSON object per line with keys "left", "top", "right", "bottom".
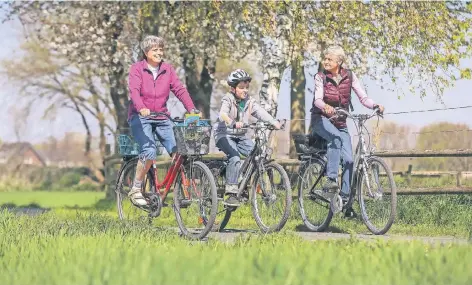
{"left": 103, "top": 149, "right": 472, "bottom": 196}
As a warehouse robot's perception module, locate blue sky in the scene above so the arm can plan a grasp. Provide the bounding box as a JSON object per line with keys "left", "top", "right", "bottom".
{"left": 0, "top": 14, "right": 471, "bottom": 144}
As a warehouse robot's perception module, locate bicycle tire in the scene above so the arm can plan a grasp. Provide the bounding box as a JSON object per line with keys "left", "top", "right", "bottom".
{"left": 251, "top": 162, "right": 292, "bottom": 233}
{"left": 116, "top": 157, "right": 153, "bottom": 221}
{"left": 358, "top": 156, "right": 397, "bottom": 235}
{"left": 297, "top": 157, "right": 333, "bottom": 232}
{"left": 173, "top": 160, "right": 218, "bottom": 240}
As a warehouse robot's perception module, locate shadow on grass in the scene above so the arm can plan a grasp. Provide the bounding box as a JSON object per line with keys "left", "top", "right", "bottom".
{"left": 63, "top": 198, "right": 116, "bottom": 211}
{"left": 294, "top": 223, "right": 348, "bottom": 234}
{"left": 0, "top": 203, "right": 51, "bottom": 216}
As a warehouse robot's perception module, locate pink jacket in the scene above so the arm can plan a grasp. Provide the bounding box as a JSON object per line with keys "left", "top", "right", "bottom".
{"left": 127, "top": 60, "right": 195, "bottom": 120}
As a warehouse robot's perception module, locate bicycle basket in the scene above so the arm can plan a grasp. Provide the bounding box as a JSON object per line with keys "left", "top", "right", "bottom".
{"left": 116, "top": 133, "right": 163, "bottom": 157}
{"left": 173, "top": 121, "right": 212, "bottom": 155}
{"left": 116, "top": 134, "right": 140, "bottom": 156}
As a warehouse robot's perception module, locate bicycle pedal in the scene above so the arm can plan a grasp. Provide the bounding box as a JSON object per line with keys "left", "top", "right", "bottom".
{"left": 179, "top": 199, "right": 192, "bottom": 208}
{"left": 224, "top": 205, "right": 238, "bottom": 212}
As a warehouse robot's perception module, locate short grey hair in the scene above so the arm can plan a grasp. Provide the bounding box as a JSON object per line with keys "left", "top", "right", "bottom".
{"left": 140, "top": 35, "right": 165, "bottom": 54}
{"left": 323, "top": 45, "right": 346, "bottom": 64}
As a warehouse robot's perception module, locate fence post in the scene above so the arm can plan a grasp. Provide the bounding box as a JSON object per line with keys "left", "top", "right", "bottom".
{"left": 406, "top": 164, "right": 413, "bottom": 186}
{"left": 457, "top": 171, "right": 462, "bottom": 187}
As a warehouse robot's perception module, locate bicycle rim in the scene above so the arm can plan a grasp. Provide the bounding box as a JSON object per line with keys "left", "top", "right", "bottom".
{"left": 251, "top": 162, "right": 292, "bottom": 233}
{"left": 298, "top": 158, "right": 333, "bottom": 232}
{"left": 358, "top": 156, "right": 397, "bottom": 235}
{"left": 173, "top": 161, "right": 218, "bottom": 240}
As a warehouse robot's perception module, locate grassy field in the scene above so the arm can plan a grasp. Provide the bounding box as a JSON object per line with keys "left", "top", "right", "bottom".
{"left": 1, "top": 191, "right": 471, "bottom": 238}
{"left": 0, "top": 191, "right": 105, "bottom": 208}
{"left": 1, "top": 191, "right": 472, "bottom": 284}
{"left": 1, "top": 210, "right": 471, "bottom": 285}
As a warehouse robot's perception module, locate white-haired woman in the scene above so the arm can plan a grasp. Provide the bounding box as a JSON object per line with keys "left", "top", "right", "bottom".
{"left": 127, "top": 35, "right": 198, "bottom": 206}
{"left": 310, "top": 45, "right": 385, "bottom": 217}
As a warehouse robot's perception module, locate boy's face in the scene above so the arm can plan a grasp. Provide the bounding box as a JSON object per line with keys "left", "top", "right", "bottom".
{"left": 231, "top": 81, "right": 250, "bottom": 100}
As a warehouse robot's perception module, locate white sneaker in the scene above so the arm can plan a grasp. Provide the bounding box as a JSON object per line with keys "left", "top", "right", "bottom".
{"left": 128, "top": 186, "right": 147, "bottom": 207}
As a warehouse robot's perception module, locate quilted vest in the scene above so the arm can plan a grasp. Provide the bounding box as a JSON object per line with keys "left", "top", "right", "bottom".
{"left": 311, "top": 68, "right": 352, "bottom": 128}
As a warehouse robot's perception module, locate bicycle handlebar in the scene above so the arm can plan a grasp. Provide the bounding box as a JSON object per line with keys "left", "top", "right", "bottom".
{"left": 329, "top": 106, "right": 383, "bottom": 122}
{"left": 231, "top": 119, "right": 287, "bottom": 131}
{"left": 142, "top": 109, "right": 202, "bottom": 123}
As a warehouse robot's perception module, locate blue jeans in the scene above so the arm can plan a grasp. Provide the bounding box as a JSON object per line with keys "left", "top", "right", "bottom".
{"left": 311, "top": 115, "right": 353, "bottom": 196}
{"left": 215, "top": 136, "right": 254, "bottom": 191}
{"left": 128, "top": 115, "right": 176, "bottom": 161}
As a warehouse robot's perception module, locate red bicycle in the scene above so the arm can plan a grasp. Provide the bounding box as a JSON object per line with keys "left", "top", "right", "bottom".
{"left": 114, "top": 112, "right": 218, "bottom": 240}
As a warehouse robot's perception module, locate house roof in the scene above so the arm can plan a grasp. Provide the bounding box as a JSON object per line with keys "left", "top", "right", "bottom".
{"left": 0, "top": 142, "right": 47, "bottom": 166}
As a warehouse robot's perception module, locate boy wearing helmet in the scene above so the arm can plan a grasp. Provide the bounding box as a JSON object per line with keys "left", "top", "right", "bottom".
{"left": 214, "top": 69, "right": 282, "bottom": 206}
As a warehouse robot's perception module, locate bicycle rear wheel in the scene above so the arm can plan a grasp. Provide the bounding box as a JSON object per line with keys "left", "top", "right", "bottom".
{"left": 116, "top": 158, "right": 154, "bottom": 222}
{"left": 358, "top": 156, "right": 397, "bottom": 235}
{"left": 298, "top": 158, "right": 333, "bottom": 232}
{"left": 173, "top": 160, "right": 218, "bottom": 240}
{"left": 251, "top": 162, "right": 292, "bottom": 233}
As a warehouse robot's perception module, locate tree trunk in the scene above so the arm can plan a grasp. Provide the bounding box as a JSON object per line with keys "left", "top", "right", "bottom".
{"left": 181, "top": 49, "right": 216, "bottom": 118}
{"left": 289, "top": 56, "right": 306, "bottom": 158}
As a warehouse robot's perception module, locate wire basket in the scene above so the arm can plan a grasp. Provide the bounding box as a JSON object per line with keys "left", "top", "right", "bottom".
{"left": 173, "top": 121, "right": 212, "bottom": 155}
{"left": 116, "top": 133, "right": 163, "bottom": 157}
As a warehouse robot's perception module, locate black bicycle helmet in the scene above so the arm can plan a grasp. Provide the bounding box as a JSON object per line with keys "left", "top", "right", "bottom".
{"left": 227, "top": 69, "right": 252, "bottom": 87}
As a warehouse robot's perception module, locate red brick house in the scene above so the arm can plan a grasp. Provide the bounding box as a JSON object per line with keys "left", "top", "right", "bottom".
{"left": 0, "top": 142, "right": 47, "bottom": 167}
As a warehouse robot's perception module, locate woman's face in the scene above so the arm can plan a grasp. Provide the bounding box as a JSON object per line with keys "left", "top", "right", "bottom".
{"left": 232, "top": 81, "right": 250, "bottom": 100}
{"left": 145, "top": 46, "right": 164, "bottom": 65}
{"left": 323, "top": 53, "right": 340, "bottom": 73}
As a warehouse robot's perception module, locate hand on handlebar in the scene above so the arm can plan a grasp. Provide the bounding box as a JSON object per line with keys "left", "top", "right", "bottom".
{"left": 273, "top": 121, "right": 282, "bottom": 130}
{"left": 139, "top": 108, "right": 151, "bottom": 117}
{"left": 190, "top": 108, "right": 200, "bottom": 115}
{"left": 323, "top": 105, "right": 335, "bottom": 116}
{"left": 233, "top": 122, "right": 245, "bottom": 129}
{"left": 374, "top": 104, "right": 385, "bottom": 115}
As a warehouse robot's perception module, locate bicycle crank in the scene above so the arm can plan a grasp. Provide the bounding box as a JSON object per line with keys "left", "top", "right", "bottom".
{"left": 330, "top": 194, "right": 343, "bottom": 214}
{"left": 146, "top": 193, "right": 162, "bottom": 218}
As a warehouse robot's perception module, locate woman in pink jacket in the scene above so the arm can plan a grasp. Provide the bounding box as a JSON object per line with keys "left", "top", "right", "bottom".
{"left": 127, "top": 35, "right": 198, "bottom": 207}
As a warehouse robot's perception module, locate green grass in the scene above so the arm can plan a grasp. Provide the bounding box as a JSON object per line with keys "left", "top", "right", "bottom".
{"left": 0, "top": 211, "right": 471, "bottom": 285}
{"left": 0, "top": 191, "right": 105, "bottom": 208}
{"left": 1, "top": 191, "right": 471, "bottom": 238}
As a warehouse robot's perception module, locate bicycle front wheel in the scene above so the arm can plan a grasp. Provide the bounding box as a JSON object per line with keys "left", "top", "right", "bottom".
{"left": 173, "top": 160, "right": 218, "bottom": 240}
{"left": 251, "top": 162, "right": 292, "bottom": 233}
{"left": 358, "top": 156, "right": 397, "bottom": 235}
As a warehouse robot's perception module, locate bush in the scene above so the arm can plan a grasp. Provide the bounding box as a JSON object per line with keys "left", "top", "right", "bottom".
{"left": 57, "top": 172, "right": 82, "bottom": 188}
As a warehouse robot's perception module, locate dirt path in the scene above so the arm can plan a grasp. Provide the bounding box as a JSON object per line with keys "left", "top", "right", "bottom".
{"left": 209, "top": 230, "right": 470, "bottom": 244}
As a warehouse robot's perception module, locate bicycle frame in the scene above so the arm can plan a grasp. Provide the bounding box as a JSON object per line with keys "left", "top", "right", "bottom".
{"left": 304, "top": 109, "right": 380, "bottom": 204}
{"left": 147, "top": 153, "right": 187, "bottom": 202}
{"left": 230, "top": 124, "right": 276, "bottom": 198}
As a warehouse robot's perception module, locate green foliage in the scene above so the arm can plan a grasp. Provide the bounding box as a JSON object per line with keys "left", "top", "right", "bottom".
{"left": 57, "top": 172, "right": 81, "bottom": 188}
{"left": 0, "top": 166, "right": 100, "bottom": 192}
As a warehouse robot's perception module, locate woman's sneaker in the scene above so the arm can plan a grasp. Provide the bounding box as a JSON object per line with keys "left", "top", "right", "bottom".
{"left": 128, "top": 186, "right": 148, "bottom": 207}
{"left": 322, "top": 178, "right": 339, "bottom": 199}
{"left": 223, "top": 194, "right": 241, "bottom": 207}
